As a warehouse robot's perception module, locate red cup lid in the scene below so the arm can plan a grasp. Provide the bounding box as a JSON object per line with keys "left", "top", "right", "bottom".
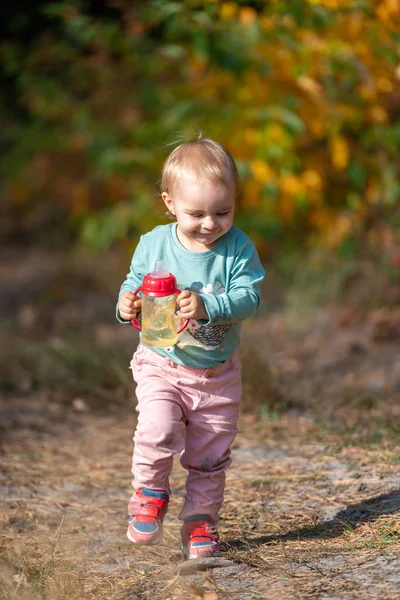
{"left": 141, "top": 272, "right": 178, "bottom": 297}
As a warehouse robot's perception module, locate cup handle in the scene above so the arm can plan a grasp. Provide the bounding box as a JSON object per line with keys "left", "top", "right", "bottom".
{"left": 175, "top": 288, "right": 190, "bottom": 334}
{"left": 130, "top": 286, "right": 142, "bottom": 331}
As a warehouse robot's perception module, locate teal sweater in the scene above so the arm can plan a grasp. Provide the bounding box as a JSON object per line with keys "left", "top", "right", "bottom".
{"left": 117, "top": 223, "right": 265, "bottom": 368}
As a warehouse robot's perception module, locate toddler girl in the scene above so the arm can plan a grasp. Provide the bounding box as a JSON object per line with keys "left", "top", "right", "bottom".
{"left": 117, "top": 136, "right": 264, "bottom": 559}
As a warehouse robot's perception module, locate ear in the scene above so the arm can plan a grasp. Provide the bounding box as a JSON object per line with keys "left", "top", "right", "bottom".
{"left": 162, "top": 192, "right": 175, "bottom": 215}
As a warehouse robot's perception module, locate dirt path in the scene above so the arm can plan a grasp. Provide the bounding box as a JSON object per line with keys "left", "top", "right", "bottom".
{"left": 1, "top": 248, "right": 400, "bottom": 598}
{"left": 2, "top": 390, "right": 400, "bottom": 600}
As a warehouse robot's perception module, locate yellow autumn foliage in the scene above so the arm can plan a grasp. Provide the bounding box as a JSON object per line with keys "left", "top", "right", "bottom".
{"left": 302, "top": 170, "right": 323, "bottom": 197}
{"left": 330, "top": 136, "right": 350, "bottom": 171}
{"left": 220, "top": 2, "right": 237, "bottom": 20}
{"left": 2, "top": 0, "right": 399, "bottom": 253}
{"left": 239, "top": 7, "right": 257, "bottom": 24}
{"left": 243, "top": 128, "right": 261, "bottom": 147}
{"left": 369, "top": 106, "right": 388, "bottom": 123}
{"left": 279, "top": 193, "right": 295, "bottom": 222}
{"left": 280, "top": 174, "right": 305, "bottom": 197}
{"left": 251, "top": 159, "right": 274, "bottom": 183}
{"left": 324, "top": 214, "right": 353, "bottom": 247}
{"left": 243, "top": 180, "right": 261, "bottom": 208}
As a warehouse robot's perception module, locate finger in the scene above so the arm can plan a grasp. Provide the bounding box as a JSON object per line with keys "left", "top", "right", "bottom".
{"left": 182, "top": 313, "right": 195, "bottom": 320}
{"left": 178, "top": 298, "right": 191, "bottom": 308}
{"left": 121, "top": 304, "right": 136, "bottom": 314}
{"left": 123, "top": 291, "right": 136, "bottom": 301}
{"left": 121, "top": 302, "right": 133, "bottom": 312}
{"left": 120, "top": 310, "right": 135, "bottom": 320}
{"left": 133, "top": 300, "right": 142, "bottom": 308}
{"left": 177, "top": 290, "right": 191, "bottom": 302}
{"left": 179, "top": 305, "right": 194, "bottom": 317}
{"left": 123, "top": 296, "right": 138, "bottom": 308}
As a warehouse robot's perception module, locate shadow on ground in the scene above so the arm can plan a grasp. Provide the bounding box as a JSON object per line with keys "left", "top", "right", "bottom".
{"left": 227, "top": 489, "right": 400, "bottom": 550}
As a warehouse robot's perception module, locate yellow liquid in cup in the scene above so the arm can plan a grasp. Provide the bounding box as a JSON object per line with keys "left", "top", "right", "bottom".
{"left": 141, "top": 295, "right": 179, "bottom": 348}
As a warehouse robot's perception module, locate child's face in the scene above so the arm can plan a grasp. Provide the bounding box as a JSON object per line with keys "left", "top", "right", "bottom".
{"left": 162, "top": 172, "right": 235, "bottom": 252}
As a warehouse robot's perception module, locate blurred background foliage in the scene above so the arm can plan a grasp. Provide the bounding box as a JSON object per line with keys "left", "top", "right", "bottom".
{"left": 0, "top": 0, "right": 399, "bottom": 261}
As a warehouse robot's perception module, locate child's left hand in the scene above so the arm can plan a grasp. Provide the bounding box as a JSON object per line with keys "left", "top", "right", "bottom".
{"left": 177, "top": 290, "right": 208, "bottom": 321}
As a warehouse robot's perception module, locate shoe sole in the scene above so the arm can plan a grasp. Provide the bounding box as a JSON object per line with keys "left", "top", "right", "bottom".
{"left": 182, "top": 545, "right": 221, "bottom": 560}
{"left": 127, "top": 528, "right": 163, "bottom": 545}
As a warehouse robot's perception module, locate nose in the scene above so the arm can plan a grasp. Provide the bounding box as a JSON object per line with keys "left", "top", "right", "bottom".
{"left": 203, "top": 216, "right": 217, "bottom": 231}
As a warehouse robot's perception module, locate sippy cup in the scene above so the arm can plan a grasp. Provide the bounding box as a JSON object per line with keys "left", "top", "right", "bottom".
{"left": 131, "top": 260, "right": 189, "bottom": 348}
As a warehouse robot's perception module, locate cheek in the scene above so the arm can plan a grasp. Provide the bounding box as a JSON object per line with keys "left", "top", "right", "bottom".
{"left": 178, "top": 217, "right": 198, "bottom": 233}
{"left": 188, "top": 219, "right": 200, "bottom": 230}
{"left": 221, "top": 216, "right": 234, "bottom": 229}
{"left": 183, "top": 218, "right": 196, "bottom": 230}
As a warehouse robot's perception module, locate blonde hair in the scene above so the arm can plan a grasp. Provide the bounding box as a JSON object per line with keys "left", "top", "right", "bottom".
{"left": 161, "top": 136, "right": 240, "bottom": 197}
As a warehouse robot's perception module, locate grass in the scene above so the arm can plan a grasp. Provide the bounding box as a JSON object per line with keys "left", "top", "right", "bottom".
{"left": 0, "top": 518, "right": 86, "bottom": 600}
{"left": 2, "top": 383, "right": 400, "bottom": 599}
{"left": 0, "top": 336, "right": 133, "bottom": 410}
{"left": 2, "top": 249, "right": 400, "bottom": 599}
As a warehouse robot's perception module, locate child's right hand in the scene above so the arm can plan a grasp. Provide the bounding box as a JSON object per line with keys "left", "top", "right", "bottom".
{"left": 118, "top": 292, "right": 142, "bottom": 321}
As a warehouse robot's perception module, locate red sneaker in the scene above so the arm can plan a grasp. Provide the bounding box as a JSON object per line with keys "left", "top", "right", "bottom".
{"left": 127, "top": 488, "right": 169, "bottom": 545}
{"left": 181, "top": 520, "right": 220, "bottom": 560}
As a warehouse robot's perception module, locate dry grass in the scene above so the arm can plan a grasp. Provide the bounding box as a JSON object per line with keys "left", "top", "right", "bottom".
{"left": 1, "top": 250, "right": 400, "bottom": 599}
{"left": 2, "top": 394, "right": 400, "bottom": 599}
{"left": 0, "top": 337, "right": 133, "bottom": 411}
{"left": 1, "top": 518, "right": 85, "bottom": 600}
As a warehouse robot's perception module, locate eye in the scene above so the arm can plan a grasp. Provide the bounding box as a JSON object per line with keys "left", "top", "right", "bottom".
{"left": 191, "top": 213, "right": 203, "bottom": 218}
{"left": 217, "top": 212, "right": 229, "bottom": 216}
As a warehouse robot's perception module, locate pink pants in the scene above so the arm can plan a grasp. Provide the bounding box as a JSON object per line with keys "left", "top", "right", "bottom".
{"left": 128, "top": 343, "right": 242, "bottom": 523}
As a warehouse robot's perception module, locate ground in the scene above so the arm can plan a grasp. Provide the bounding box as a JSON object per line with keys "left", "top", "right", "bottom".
{"left": 1, "top": 247, "right": 400, "bottom": 599}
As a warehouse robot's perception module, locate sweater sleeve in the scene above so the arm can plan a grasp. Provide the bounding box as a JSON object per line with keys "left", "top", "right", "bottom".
{"left": 199, "top": 238, "right": 265, "bottom": 324}
{"left": 116, "top": 237, "right": 147, "bottom": 323}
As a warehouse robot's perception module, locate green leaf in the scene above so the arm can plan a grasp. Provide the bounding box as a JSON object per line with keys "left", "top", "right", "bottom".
{"left": 249, "top": 107, "right": 306, "bottom": 134}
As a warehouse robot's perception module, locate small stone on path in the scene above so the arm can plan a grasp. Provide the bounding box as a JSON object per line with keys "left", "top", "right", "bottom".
{"left": 174, "top": 557, "right": 235, "bottom": 576}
